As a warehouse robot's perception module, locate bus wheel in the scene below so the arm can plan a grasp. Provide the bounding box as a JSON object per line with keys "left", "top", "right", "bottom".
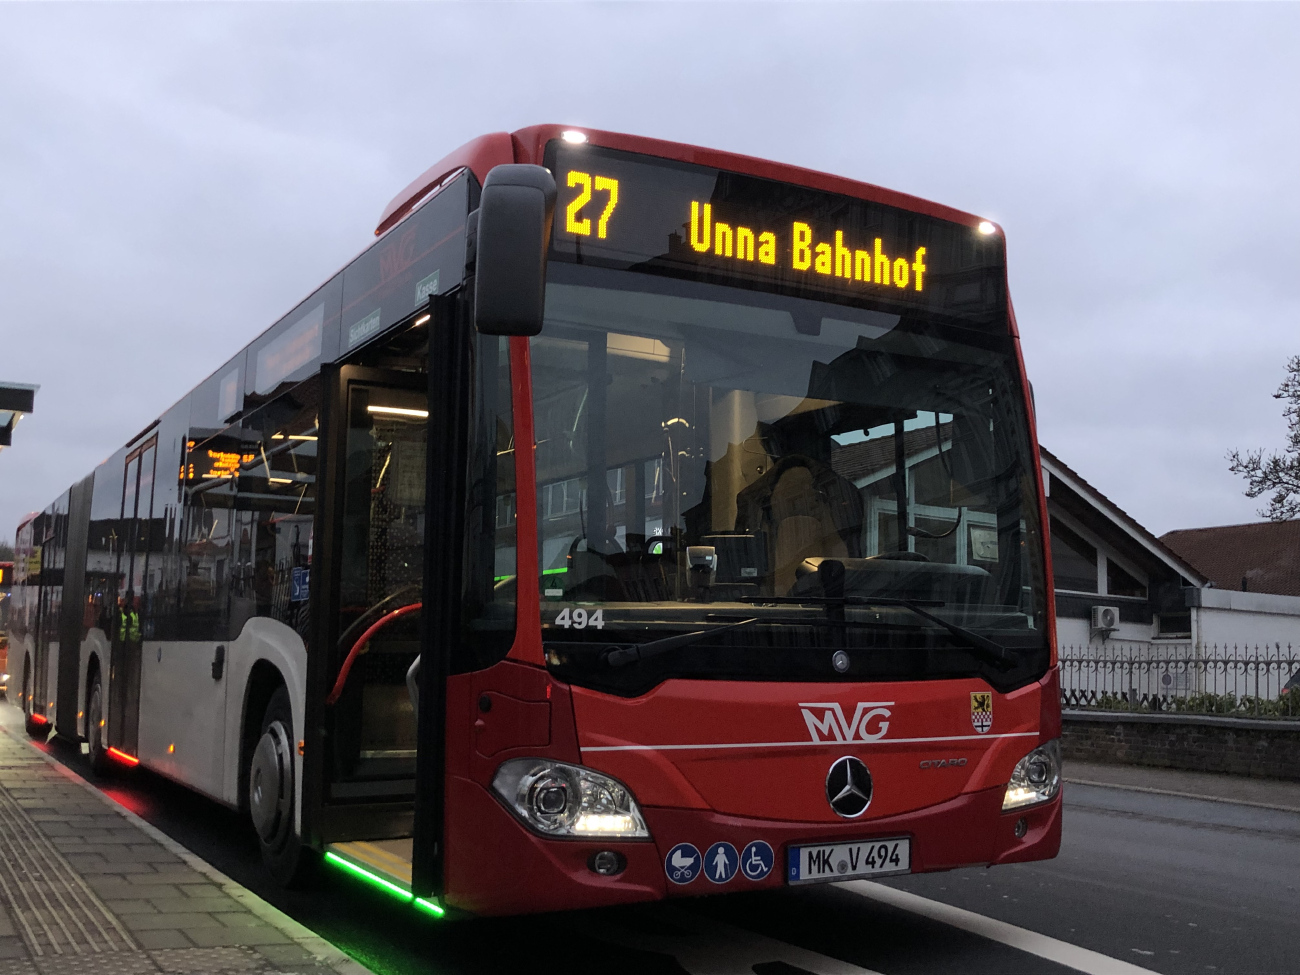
{"left": 86, "top": 670, "right": 110, "bottom": 773}
{"left": 22, "top": 660, "right": 45, "bottom": 740}
{"left": 249, "top": 686, "right": 315, "bottom": 887}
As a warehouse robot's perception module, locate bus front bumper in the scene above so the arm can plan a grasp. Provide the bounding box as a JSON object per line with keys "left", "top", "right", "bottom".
{"left": 443, "top": 775, "right": 1061, "bottom": 917}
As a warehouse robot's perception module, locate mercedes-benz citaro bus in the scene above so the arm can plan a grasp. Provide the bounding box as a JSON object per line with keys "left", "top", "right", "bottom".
{"left": 13, "top": 125, "right": 1061, "bottom": 919}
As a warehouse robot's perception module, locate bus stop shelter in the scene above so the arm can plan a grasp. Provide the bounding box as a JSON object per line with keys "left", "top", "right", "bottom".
{"left": 0, "top": 382, "right": 37, "bottom": 453}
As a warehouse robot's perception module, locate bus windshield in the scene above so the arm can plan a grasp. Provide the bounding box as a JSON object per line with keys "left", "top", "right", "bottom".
{"left": 531, "top": 264, "right": 1049, "bottom": 694}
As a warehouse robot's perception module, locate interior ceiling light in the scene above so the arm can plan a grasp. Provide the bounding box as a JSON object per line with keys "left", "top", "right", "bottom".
{"left": 367, "top": 405, "right": 429, "bottom": 418}
{"left": 561, "top": 130, "right": 588, "bottom": 144}
{"left": 414, "top": 314, "right": 431, "bottom": 327}
{"left": 978, "top": 221, "right": 997, "bottom": 235}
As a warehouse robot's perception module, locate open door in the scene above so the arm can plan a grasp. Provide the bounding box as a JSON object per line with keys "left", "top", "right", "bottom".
{"left": 310, "top": 363, "right": 429, "bottom": 855}
{"left": 310, "top": 294, "right": 475, "bottom": 907}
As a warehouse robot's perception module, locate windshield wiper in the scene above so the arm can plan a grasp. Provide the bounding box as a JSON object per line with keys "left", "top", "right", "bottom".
{"left": 884, "top": 599, "right": 1018, "bottom": 670}
{"left": 739, "top": 594, "right": 1018, "bottom": 670}
{"left": 604, "top": 617, "right": 760, "bottom": 668}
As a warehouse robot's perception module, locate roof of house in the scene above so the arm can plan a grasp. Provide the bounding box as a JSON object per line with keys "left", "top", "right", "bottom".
{"left": 1160, "top": 521, "right": 1300, "bottom": 597}
{"left": 1039, "top": 446, "right": 1208, "bottom": 587}
{"left": 831, "top": 422, "right": 951, "bottom": 484}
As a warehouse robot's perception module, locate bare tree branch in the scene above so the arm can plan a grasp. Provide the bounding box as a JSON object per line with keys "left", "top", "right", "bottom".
{"left": 1228, "top": 355, "right": 1300, "bottom": 521}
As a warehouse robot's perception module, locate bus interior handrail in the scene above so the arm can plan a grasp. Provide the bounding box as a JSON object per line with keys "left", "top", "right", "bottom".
{"left": 325, "top": 601, "right": 423, "bottom": 706}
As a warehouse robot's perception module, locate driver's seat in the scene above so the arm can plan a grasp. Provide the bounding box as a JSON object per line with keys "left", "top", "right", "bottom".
{"left": 770, "top": 467, "right": 848, "bottom": 594}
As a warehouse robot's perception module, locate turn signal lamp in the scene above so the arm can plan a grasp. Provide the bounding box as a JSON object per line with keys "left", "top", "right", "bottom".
{"left": 492, "top": 759, "right": 649, "bottom": 839}
{"left": 1002, "top": 739, "right": 1061, "bottom": 811}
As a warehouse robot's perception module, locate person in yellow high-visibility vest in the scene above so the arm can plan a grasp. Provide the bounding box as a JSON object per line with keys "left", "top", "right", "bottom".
{"left": 115, "top": 591, "right": 141, "bottom": 643}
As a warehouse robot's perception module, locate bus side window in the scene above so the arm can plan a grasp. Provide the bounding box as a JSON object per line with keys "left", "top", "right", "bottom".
{"left": 233, "top": 379, "right": 319, "bottom": 643}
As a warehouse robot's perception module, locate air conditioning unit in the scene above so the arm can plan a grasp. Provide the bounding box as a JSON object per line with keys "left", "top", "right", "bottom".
{"left": 1090, "top": 605, "right": 1120, "bottom": 633}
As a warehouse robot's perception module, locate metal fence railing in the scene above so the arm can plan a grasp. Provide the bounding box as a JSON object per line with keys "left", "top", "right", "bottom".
{"left": 1060, "top": 643, "right": 1300, "bottom": 719}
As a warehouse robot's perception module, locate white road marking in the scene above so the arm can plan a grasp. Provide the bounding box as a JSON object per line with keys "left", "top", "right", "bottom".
{"left": 573, "top": 905, "right": 881, "bottom": 975}
{"left": 840, "top": 880, "right": 1158, "bottom": 975}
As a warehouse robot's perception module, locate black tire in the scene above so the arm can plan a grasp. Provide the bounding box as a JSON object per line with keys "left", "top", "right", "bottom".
{"left": 249, "top": 686, "right": 316, "bottom": 887}
{"left": 22, "top": 659, "right": 45, "bottom": 740}
{"left": 86, "top": 668, "right": 111, "bottom": 774}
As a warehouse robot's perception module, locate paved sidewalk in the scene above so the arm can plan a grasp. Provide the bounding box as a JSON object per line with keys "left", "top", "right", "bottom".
{"left": 1065, "top": 759, "right": 1300, "bottom": 813}
{"left": 0, "top": 722, "right": 373, "bottom": 975}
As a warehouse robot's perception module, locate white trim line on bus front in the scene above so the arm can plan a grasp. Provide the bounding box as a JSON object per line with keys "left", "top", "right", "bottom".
{"left": 581, "top": 732, "right": 1039, "bottom": 753}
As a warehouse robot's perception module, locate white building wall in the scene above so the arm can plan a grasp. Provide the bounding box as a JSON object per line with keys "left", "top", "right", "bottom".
{"left": 1190, "top": 588, "right": 1300, "bottom": 648}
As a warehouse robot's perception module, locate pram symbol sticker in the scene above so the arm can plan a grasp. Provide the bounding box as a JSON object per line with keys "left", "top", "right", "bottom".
{"left": 665, "top": 843, "right": 701, "bottom": 884}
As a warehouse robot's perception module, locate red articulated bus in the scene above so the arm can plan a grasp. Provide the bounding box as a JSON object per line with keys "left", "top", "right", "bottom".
{"left": 14, "top": 125, "right": 1059, "bottom": 919}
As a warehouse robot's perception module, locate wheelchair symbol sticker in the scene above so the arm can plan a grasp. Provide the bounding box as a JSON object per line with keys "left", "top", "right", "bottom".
{"left": 665, "top": 842, "right": 702, "bottom": 884}
{"left": 740, "top": 840, "right": 774, "bottom": 881}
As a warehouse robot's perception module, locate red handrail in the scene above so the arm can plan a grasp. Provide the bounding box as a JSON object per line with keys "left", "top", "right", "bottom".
{"left": 325, "top": 602, "right": 422, "bottom": 706}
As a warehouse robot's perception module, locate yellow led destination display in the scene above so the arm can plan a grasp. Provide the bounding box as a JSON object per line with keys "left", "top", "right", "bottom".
{"left": 686, "top": 201, "right": 927, "bottom": 292}
{"left": 547, "top": 143, "right": 1004, "bottom": 324}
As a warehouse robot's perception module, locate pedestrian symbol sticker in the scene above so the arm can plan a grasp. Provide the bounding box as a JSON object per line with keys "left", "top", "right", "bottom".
{"left": 704, "top": 842, "right": 739, "bottom": 884}
{"left": 740, "top": 840, "right": 774, "bottom": 882}
{"left": 665, "top": 843, "right": 701, "bottom": 884}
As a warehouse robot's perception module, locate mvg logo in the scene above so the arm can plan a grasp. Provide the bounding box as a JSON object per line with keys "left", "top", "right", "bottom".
{"left": 799, "top": 702, "right": 893, "bottom": 743}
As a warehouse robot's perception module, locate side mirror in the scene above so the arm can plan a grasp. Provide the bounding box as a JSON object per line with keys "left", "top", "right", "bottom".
{"left": 473, "top": 164, "right": 557, "bottom": 336}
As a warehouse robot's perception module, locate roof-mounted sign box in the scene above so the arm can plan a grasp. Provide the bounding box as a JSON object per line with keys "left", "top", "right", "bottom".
{"left": 0, "top": 384, "right": 37, "bottom": 415}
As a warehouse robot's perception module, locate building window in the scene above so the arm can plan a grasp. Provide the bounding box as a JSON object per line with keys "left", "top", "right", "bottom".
{"left": 1049, "top": 517, "right": 1097, "bottom": 593}
{"left": 1106, "top": 559, "right": 1147, "bottom": 599}
{"left": 606, "top": 467, "right": 626, "bottom": 506}
{"left": 1157, "top": 612, "right": 1191, "bottom": 637}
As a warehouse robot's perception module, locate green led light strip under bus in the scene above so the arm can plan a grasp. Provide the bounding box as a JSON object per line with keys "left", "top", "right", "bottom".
{"left": 324, "top": 852, "right": 445, "bottom": 917}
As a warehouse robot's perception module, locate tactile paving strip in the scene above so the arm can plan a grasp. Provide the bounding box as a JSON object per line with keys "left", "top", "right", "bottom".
{"left": 33, "top": 952, "right": 157, "bottom": 975}
{"left": 149, "top": 947, "right": 267, "bottom": 973}
{"left": 0, "top": 763, "right": 137, "bottom": 959}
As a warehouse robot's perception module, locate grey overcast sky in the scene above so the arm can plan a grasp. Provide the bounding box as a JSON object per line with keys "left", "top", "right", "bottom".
{"left": 1, "top": 2, "right": 1297, "bottom": 542}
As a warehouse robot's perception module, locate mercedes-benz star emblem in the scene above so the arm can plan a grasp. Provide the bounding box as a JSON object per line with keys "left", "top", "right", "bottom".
{"left": 825, "top": 756, "right": 873, "bottom": 818}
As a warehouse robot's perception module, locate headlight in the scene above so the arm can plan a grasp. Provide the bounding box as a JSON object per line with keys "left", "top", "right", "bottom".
{"left": 491, "top": 758, "right": 650, "bottom": 839}
{"left": 1002, "top": 739, "right": 1062, "bottom": 811}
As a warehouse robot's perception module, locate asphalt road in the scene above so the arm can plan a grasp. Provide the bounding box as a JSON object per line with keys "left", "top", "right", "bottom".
{"left": 8, "top": 703, "right": 1298, "bottom": 975}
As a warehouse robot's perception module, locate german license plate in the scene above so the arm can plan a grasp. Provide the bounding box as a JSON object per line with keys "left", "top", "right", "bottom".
{"left": 787, "top": 837, "right": 910, "bottom": 884}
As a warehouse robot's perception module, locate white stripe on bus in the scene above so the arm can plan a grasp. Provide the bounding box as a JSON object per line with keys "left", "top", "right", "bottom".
{"left": 580, "top": 732, "right": 1038, "bottom": 753}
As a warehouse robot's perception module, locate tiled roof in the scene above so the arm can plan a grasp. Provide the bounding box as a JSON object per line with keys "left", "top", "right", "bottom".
{"left": 1160, "top": 521, "right": 1300, "bottom": 597}
{"left": 832, "top": 423, "right": 952, "bottom": 483}
{"left": 1039, "top": 446, "right": 1208, "bottom": 586}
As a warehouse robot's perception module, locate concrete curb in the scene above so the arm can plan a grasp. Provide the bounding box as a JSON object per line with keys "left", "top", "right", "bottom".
{"left": 2, "top": 724, "right": 376, "bottom": 975}
{"left": 1064, "top": 776, "right": 1300, "bottom": 815}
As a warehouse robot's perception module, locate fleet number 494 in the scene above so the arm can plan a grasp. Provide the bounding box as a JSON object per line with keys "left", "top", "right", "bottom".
{"left": 554, "top": 607, "right": 605, "bottom": 630}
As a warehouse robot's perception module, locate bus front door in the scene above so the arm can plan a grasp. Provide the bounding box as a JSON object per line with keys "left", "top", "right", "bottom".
{"left": 312, "top": 367, "right": 429, "bottom": 861}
